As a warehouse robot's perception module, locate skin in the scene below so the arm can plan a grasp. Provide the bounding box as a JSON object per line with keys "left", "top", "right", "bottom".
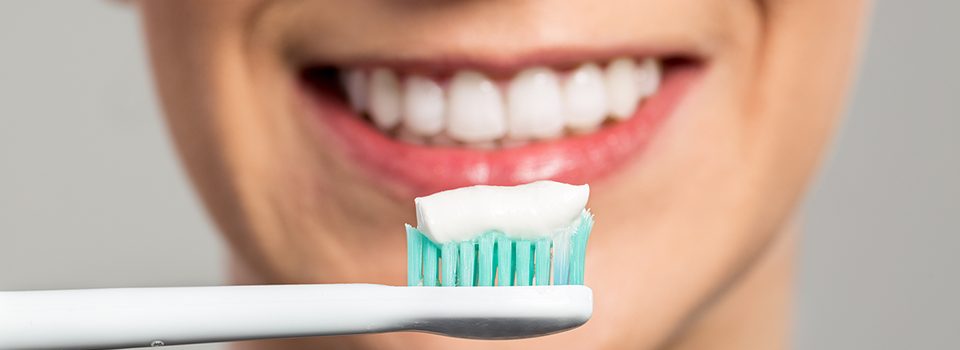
{"left": 138, "top": 0, "right": 866, "bottom": 348}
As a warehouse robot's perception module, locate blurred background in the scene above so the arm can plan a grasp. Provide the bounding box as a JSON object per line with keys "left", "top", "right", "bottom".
{"left": 0, "top": 1, "right": 957, "bottom": 349}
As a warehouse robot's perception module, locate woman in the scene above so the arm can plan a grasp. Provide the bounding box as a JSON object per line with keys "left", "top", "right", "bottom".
{"left": 138, "top": 0, "right": 866, "bottom": 348}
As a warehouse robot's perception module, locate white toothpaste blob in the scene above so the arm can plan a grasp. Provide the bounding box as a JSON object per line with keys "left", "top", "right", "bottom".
{"left": 414, "top": 181, "right": 589, "bottom": 243}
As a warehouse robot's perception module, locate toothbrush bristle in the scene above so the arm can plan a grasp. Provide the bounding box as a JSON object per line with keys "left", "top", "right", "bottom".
{"left": 405, "top": 210, "right": 593, "bottom": 286}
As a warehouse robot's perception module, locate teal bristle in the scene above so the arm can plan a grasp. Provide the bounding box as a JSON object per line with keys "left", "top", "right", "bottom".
{"left": 405, "top": 210, "right": 593, "bottom": 286}
{"left": 477, "top": 234, "right": 495, "bottom": 286}
{"left": 405, "top": 225, "right": 423, "bottom": 286}
{"left": 515, "top": 240, "right": 532, "bottom": 286}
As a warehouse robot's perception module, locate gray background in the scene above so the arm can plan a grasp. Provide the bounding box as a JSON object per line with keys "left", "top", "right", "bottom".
{"left": 0, "top": 1, "right": 956, "bottom": 349}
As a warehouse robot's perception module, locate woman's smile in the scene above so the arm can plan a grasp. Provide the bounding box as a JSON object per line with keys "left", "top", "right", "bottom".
{"left": 301, "top": 54, "right": 702, "bottom": 195}
{"left": 277, "top": 4, "right": 718, "bottom": 196}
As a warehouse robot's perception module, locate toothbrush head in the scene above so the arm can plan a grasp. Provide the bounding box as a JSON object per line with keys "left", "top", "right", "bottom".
{"left": 406, "top": 210, "right": 593, "bottom": 287}
{"left": 402, "top": 182, "right": 595, "bottom": 339}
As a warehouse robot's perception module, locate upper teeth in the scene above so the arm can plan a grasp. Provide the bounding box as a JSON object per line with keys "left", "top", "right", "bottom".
{"left": 447, "top": 70, "right": 508, "bottom": 143}
{"left": 563, "top": 63, "right": 608, "bottom": 132}
{"left": 343, "top": 57, "right": 662, "bottom": 145}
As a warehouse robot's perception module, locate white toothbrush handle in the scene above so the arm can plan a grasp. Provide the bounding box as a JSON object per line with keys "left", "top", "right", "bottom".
{"left": 0, "top": 284, "right": 417, "bottom": 349}
{"left": 0, "top": 284, "right": 592, "bottom": 349}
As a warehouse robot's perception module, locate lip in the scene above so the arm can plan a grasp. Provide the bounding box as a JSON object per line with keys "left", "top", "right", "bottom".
{"left": 299, "top": 60, "right": 702, "bottom": 197}
{"left": 294, "top": 46, "right": 698, "bottom": 80}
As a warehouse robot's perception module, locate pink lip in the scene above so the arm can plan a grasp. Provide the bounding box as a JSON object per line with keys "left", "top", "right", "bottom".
{"left": 302, "top": 64, "right": 700, "bottom": 197}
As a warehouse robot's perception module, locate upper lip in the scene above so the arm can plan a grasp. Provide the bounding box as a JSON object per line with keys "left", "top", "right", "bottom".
{"left": 298, "top": 46, "right": 699, "bottom": 79}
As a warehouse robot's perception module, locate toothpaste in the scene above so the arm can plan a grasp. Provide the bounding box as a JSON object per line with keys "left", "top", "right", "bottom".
{"left": 414, "top": 180, "right": 589, "bottom": 243}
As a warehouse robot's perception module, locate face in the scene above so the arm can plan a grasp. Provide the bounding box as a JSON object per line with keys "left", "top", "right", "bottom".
{"left": 140, "top": 0, "right": 864, "bottom": 348}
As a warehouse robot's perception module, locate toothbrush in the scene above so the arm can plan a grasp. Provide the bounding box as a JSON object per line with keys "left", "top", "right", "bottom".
{"left": 0, "top": 284, "right": 591, "bottom": 349}
{"left": 0, "top": 181, "right": 595, "bottom": 349}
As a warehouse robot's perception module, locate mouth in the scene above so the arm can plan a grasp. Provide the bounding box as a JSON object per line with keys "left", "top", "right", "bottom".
{"left": 299, "top": 51, "right": 703, "bottom": 196}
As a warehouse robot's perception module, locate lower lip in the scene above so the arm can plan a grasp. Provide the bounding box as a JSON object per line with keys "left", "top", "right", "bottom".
{"left": 302, "top": 65, "right": 700, "bottom": 197}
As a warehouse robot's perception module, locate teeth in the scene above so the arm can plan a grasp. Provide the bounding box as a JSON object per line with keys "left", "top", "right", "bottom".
{"left": 403, "top": 75, "right": 445, "bottom": 136}
{"left": 446, "top": 71, "right": 507, "bottom": 143}
{"left": 605, "top": 57, "right": 642, "bottom": 120}
{"left": 368, "top": 68, "right": 402, "bottom": 130}
{"left": 635, "top": 58, "right": 662, "bottom": 98}
{"left": 339, "top": 57, "right": 663, "bottom": 146}
{"left": 563, "top": 63, "right": 608, "bottom": 132}
{"left": 340, "top": 69, "right": 367, "bottom": 112}
{"left": 507, "top": 67, "right": 565, "bottom": 140}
